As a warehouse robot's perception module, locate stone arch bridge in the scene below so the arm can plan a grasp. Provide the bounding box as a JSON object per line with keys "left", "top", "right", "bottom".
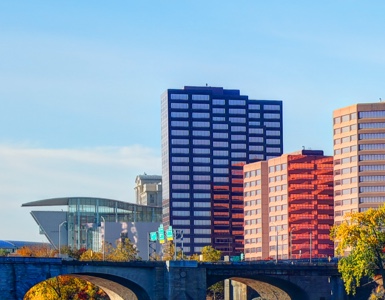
{"left": 0, "top": 257, "right": 371, "bottom": 300}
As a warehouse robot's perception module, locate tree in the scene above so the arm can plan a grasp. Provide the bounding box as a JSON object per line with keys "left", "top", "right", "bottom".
{"left": 24, "top": 275, "right": 109, "bottom": 299}
{"left": 201, "top": 245, "right": 221, "bottom": 262}
{"left": 61, "top": 246, "right": 87, "bottom": 260}
{"left": 0, "top": 249, "right": 9, "bottom": 257}
{"left": 106, "top": 238, "right": 140, "bottom": 262}
{"left": 162, "top": 241, "right": 175, "bottom": 261}
{"left": 79, "top": 249, "right": 103, "bottom": 261}
{"left": 331, "top": 205, "right": 385, "bottom": 295}
{"left": 188, "top": 245, "right": 223, "bottom": 299}
{"left": 17, "top": 244, "right": 56, "bottom": 257}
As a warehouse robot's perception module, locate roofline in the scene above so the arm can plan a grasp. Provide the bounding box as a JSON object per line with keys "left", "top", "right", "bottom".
{"left": 21, "top": 197, "right": 143, "bottom": 208}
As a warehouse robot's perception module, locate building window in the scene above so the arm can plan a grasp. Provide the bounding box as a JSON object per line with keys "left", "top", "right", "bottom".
{"left": 192, "top": 95, "right": 210, "bottom": 101}
{"left": 172, "top": 148, "right": 189, "bottom": 154}
{"left": 212, "top": 99, "right": 225, "bottom": 105}
{"left": 193, "top": 157, "right": 210, "bottom": 163}
{"left": 264, "top": 113, "right": 280, "bottom": 119}
{"left": 192, "top": 103, "right": 210, "bottom": 109}
{"left": 231, "top": 126, "right": 246, "bottom": 132}
{"left": 359, "top": 111, "right": 385, "bottom": 118}
{"left": 193, "top": 166, "right": 211, "bottom": 172}
{"left": 231, "top": 143, "right": 246, "bottom": 149}
{"left": 229, "top": 117, "right": 246, "bottom": 123}
{"left": 229, "top": 100, "right": 246, "bottom": 106}
{"left": 193, "top": 121, "right": 210, "bottom": 128}
{"left": 264, "top": 122, "right": 281, "bottom": 128}
{"left": 229, "top": 108, "right": 246, "bottom": 114}
{"left": 172, "top": 184, "right": 190, "bottom": 189}
{"left": 231, "top": 135, "right": 246, "bottom": 141}
{"left": 213, "top": 123, "right": 228, "bottom": 130}
{"left": 193, "top": 175, "right": 211, "bottom": 181}
{"left": 213, "top": 132, "right": 228, "bottom": 139}
{"left": 193, "top": 130, "right": 210, "bottom": 137}
{"left": 194, "top": 211, "right": 211, "bottom": 217}
{"left": 192, "top": 112, "right": 210, "bottom": 118}
{"left": 263, "top": 104, "right": 281, "bottom": 110}
{"left": 171, "top": 112, "right": 188, "bottom": 118}
{"left": 171, "top": 103, "right": 188, "bottom": 109}
{"left": 171, "top": 121, "right": 189, "bottom": 127}
{"left": 170, "top": 94, "right": 188, "bottom": 100}
{"left": 213, "top": 150, "right": 228, "bottom": 156}
{"left": 249, "top": 128, "right": 264, "bottom": 134}
{"left": 193, "top": 148, "right": 210, "bottom": 154}
{"left": 171, "top": 139, "right": 189, "bottom": 145}
{"left": 193, "top": 139, "right": 210, "bottom": 145}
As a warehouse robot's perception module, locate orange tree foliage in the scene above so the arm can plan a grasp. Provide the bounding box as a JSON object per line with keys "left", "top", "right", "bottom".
{"left": 17, "top": 244, "right": 56, "bottom": 257}
{"left": 24, "top": 275, "right": 109, "bottom": 300}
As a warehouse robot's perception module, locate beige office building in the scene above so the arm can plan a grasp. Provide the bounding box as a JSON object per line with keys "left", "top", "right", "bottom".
{"left": 333, "top": 102, "right": 385, "bottom": 225}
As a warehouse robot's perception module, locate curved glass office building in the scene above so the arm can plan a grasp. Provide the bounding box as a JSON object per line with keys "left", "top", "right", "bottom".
{"left": 22, "top": 197, "right": 162, "bottom": 254}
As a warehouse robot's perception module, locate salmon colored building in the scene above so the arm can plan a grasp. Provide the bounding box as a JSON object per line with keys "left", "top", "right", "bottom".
{"left": 243, "top": 150, "right": 334, "bottom": 261}
{"left": 333, "top": 102, "right": 385, "bottom": 224}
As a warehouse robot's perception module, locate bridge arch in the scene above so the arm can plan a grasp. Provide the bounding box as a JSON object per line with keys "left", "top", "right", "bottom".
{"left": 24, "top": 272, "right": 151, "bottom": 300}
{"left": 207, "top": 274, "right": 308, "bottom": 300}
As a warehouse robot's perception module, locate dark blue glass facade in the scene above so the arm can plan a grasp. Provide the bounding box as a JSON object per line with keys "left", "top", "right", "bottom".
{"left": 161, "top": 86, "right": 283, "bottom": 255}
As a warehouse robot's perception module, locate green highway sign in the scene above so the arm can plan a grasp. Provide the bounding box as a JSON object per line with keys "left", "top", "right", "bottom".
{"left": 166, "top": 226, "right": 173, "bottom": 241}
{"left": 150, "top": 232, "right": 157, "bottom": 241}
{"left": 158, "top": 226, "right": 165, "bottom": 244}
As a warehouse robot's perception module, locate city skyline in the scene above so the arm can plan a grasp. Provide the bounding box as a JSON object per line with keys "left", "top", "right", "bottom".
{"left": 1, "top": 1, "right": 385, "bottom": 242}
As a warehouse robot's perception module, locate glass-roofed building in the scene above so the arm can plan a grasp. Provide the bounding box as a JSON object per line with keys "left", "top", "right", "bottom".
{"left": 22, "top": 197, "right": 162, "bottom": 256}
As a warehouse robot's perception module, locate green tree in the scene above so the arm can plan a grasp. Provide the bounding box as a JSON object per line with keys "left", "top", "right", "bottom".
{"left": 201, "top": 245, "right": 221, "bottom": 262}
{"left": 331, "top": 205, "right": 385, "bottom": 295}
{"left": 0, "top": 249, "right": 9, "bottom": 257}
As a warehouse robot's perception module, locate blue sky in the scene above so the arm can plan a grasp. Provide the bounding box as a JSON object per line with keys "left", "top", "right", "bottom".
{"left": 1, "top": 1, "right": 384, "bottom": 242}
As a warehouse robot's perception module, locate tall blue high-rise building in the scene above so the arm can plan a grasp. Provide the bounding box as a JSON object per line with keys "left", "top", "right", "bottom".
{"left": 161, "top": 86, "right": 283, "bottom": 255}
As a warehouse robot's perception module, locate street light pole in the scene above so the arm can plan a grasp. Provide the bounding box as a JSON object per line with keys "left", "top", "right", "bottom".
{"left": 275, "top": 226, "right": 279, "bottom": 263}
{"left": 289, "top": 226, "right": 296, "bottom": 260}
{"left": 58, "top": 221, "right": 67, "bottom": 258}
{"left": 309, "top": 231, "right": 312, "bottom": 263}
{"left": 100, "top": 216, "right": 105, "bottom": 261}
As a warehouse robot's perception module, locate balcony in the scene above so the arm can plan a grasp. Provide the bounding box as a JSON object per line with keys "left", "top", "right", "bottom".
{"left": 289, "top": 184, "right": 315, "bottom": 193}
{"left": 289, "top": 173, "right": 315, "bottom": 183}
{"left": 289, "top": 205, "right": 315, "bottom": 213}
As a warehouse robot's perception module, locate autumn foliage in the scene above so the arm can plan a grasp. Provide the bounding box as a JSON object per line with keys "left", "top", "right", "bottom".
{"left": 331, "top": 205, "right": 385, "bottom": 296}
{"left": 24, "top": 275, "right": 109, "bottom": 300}
{"left": 17, "top": 244, "right": 56, "bottom": 257}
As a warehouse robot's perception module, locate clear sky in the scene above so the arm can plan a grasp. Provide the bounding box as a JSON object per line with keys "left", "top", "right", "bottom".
{"left": 1, "top": 1, "right": 384, "bottom": 242}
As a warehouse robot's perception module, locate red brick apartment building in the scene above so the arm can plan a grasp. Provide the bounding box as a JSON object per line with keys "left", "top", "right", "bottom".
{"left": 243, "top": 150, "right": 334, "bottom": 261}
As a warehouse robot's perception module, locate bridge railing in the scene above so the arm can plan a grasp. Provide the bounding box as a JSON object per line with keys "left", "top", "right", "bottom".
{"left": 0, "top": 257, "right": 62, "bottom": 264}
{"left": 200, "top": 258, "right": 339, "bottom": 266}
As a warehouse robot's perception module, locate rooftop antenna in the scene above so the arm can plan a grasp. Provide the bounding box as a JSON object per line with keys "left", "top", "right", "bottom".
{"left": 380, "top": 98, "right": 382, "bottom": 102}
{"left": 206, "top": 83, "right": 208, "bottom": 87}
